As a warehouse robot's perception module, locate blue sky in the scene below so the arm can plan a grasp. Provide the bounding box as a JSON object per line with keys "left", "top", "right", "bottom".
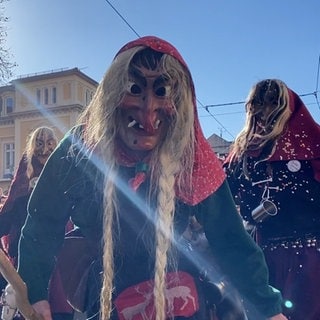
{"left": 4, "top": 0, "right": 320, "bottom": 139}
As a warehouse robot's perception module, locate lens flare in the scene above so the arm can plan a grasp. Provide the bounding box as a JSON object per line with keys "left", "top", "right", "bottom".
{"left": 284, "top": 300, "right": 293, "bottom": 309}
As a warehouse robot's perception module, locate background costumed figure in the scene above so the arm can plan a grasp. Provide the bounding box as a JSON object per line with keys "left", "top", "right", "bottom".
{"left": 224, "top": 79, "right": 320, "bottom": 319}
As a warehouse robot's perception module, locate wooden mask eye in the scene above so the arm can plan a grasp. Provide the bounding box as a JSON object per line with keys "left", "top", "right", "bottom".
{"left": 127, "top": 81, "right": 142, "bottom": 94}
{"left": 155, "top": 85, "right": 171, "bottom": 97}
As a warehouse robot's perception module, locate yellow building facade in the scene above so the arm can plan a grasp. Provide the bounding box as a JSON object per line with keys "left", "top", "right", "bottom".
{"left": 0, "top": 68, "right": 98, "bottom": 193}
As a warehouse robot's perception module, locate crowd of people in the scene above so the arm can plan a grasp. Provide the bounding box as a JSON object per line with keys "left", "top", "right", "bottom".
{"left": 0, "top": 36, "right": 318, "bottom": 320}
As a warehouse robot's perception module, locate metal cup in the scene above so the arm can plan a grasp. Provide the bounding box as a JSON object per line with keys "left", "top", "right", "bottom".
{"left": 251, "top": 199, "right": 278, "bottom": 223}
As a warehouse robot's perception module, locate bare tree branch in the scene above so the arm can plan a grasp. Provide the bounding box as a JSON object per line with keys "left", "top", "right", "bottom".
{"left": 0, "top": 0, "right": 16, "bottom": 84}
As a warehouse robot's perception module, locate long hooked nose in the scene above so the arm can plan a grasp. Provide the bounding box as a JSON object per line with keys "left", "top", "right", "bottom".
{"left": 141, "top": 93, "right": 161, "bottom": 133}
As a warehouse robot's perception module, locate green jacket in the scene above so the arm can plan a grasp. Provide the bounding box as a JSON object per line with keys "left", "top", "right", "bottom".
{"left": 18, "top": 128, "right": 283, "bottom": 318}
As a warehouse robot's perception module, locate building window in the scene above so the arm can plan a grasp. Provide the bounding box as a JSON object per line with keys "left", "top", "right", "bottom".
{"left": 36, "top": 89, "right": 41, "bottom": 105}
{"left": 6, "top": 97, "right": 14, "bottom": 114}
{"left": 0, "top": 97, "right": 2, "bottom": 116}
{"left": 52, "top": 87, "right": 57, "bottom": 104}
{"left": 44, "top": 88, "right": 49, "bottom": 105}
{"left": 3, "top": 143, "right": 14, "bottom": 179}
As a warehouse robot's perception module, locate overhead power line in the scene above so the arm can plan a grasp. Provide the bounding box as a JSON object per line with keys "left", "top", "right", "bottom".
{"left": 104, "top": 0, "right": 141, "bottom": 38}
{"left": 104, "top": 0, "right": 320, "bottom": 136}
{"left": 204, "top": 91, "right": 319, "bottom": 109}
{"left": 197, "top": 98, "right": 235, "bottom": 139}
{"left": 104, "top": 0, "right": 232, "bottom": 137}
{"left": 205, "top": 101, "right": 245, "bottom": 109}
{"left": 314, "top": 54, "right": 320, "bottom": 110}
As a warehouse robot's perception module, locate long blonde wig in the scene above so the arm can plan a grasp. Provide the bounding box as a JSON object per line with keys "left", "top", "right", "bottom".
{"left": 228, "top": 79, "right": 292, "bottom": 177}
{"left": 77, "top": 46, "right": 195, "bottom": 319}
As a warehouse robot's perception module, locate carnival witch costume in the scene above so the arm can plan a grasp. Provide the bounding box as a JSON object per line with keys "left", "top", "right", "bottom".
{"left": 17, "top": 38, "right": 285, "bottom": 320}
{"left": 224, "top": 79, "right": 320, "bottom": 319}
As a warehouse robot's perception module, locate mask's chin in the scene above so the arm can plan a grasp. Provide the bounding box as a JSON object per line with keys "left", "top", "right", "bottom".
{"left": 36, "top": 154, "right": 50, "bottom": 165}
{"left": 120, "top": 129, "right": 159, "bottom": 152}
{"left": 116, "top": 135, "right": 153, "bottom": 163}
{"left": 117, "top": 121, "right": 165, "bottom": 160}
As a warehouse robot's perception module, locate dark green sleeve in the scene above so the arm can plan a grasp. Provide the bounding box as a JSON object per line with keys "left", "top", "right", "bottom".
{"left": 197, "top": 180, "right": 283, "bottom": 318}
{"left": 18, "top": 133, "right": 75, "bottom": 304}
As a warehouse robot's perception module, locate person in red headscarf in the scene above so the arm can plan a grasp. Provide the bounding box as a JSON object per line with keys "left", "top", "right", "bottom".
{"left": 224, "top": 79, "right": 320, "bottom": 320}
{"left": 17, "top": 38, "right": 287, "bottom": 320}
{"left": 0, "top": 126, "right": 57, "bottom": 268}
{"left": 0, "top": 127, "right": 76, "bottom": 320}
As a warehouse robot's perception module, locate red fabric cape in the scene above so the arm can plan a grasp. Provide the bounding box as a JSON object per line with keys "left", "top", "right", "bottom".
{"left": 115, "top": 36, "right": 225, "bottom": 205}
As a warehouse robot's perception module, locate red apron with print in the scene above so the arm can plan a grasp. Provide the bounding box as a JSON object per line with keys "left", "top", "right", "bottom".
{"left": 114, "top": 271, "right": 199, "bottom": 319}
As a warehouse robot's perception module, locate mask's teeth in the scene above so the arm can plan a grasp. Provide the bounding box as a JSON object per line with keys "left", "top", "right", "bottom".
{"left": 128, "top": 119, "right": 138, "bottom": 128}
{"left": 154, "top": 120, "right": 161, "bottom": 129}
